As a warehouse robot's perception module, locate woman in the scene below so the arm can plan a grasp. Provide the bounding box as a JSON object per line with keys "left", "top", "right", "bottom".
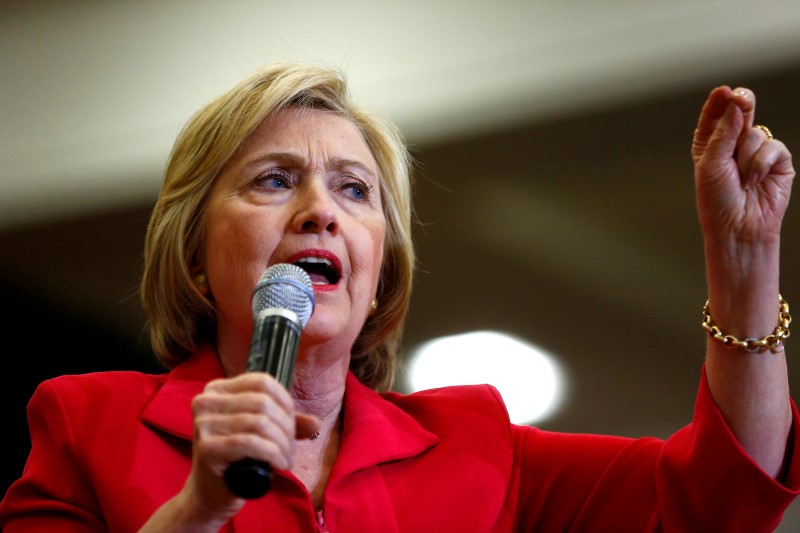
{"left": 0, "top": 62, "right": 797, "bottom": 531}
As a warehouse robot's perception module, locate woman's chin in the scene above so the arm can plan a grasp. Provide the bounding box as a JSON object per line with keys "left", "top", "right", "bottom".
{"left": 302, "top": 315, "right": 352, "bottom": 346}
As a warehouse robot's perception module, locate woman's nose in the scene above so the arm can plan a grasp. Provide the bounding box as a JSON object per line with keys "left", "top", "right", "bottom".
{"left": 291, "top": 182, "right": 339, "bottom": 235}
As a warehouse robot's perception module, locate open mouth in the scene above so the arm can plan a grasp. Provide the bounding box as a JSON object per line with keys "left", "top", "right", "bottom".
{"left": 293, "top": 257, "right": 341, "bottom": 286}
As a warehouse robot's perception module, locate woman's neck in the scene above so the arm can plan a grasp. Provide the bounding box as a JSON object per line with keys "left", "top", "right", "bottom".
{"left": 290, "top": 352, "right": 349, "bottom": 417}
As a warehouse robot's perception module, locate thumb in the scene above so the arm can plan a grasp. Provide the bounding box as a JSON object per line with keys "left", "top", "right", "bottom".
{"left": 296, "top": 413, "right": 322, "bottom": 440}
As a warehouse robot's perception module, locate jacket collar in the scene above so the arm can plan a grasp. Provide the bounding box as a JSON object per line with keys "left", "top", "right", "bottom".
{"left": 140, "top": 345, "right": 439, "bottom": 471}
{"left": 332, "top": 372, "right": 439, "bottom": 477}
{"left": 141, "top": 344, "right": 224, "bottom": 439}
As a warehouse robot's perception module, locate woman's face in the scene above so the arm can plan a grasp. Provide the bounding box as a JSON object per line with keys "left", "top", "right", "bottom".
{"left": 202, "top": 107, "right": 386, "bottom": 366}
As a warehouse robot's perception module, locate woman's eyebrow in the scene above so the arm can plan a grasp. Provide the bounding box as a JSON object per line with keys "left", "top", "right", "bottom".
{"left": 328, "top": 157, "right": 377, "bottom": 180}
{"left": 242, "top": 151, "right": 304, "bottom": 170}
{"left": 243, "top": 152, "right": 377, "bottom": 179}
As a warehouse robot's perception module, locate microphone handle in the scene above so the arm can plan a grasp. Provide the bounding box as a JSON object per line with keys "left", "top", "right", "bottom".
{"left": 224, "top": 310, "right": 301, "bottom": 499}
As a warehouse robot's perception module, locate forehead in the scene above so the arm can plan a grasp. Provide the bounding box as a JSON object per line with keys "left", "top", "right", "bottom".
{"left": 240, "top": 107, "right": 378, "bottom": 170}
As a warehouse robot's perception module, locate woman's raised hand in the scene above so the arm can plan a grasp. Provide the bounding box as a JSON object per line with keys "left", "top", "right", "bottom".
{"left": 692, "top": 86, "right": 794, "bottom": 246}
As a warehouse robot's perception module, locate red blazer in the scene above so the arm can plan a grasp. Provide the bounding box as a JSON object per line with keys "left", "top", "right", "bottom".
{"left": 1, "top": 344, "right": 799, "bottom": 532}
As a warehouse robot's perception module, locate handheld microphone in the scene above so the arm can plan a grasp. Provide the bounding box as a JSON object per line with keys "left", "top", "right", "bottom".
{"left": 223, "top": 263, "right": 315, "bottom": 499}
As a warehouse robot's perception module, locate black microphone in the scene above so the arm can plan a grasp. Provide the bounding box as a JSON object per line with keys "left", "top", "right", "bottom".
{"left": 223, "top": 263, "right": 315, "bottom": 499}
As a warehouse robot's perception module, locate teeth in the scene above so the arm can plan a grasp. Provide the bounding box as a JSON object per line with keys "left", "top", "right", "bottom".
{"left": 296, "top": 257, "right": 332, "bottom": 266}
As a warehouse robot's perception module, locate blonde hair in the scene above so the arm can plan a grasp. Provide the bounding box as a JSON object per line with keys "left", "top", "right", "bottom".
{"left": 141, "top": 62, "right": 415, "bottom": 391}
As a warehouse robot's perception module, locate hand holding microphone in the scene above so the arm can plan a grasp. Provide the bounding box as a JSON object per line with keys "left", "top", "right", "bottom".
{"left": 223, "top": 263, "right": 315, "bottom": 499}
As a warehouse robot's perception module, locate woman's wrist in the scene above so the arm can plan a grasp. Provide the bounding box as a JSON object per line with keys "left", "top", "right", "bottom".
{"left": 703, "top": 239, "right": 781, "bottom": 340}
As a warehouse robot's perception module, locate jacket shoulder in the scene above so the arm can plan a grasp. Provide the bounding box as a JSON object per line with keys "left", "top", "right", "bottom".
{"left": 382, "top": 383, "right": 511, "bottom": 433}
{"left": 34, "top": 370, "right": 168, "bottom": 410}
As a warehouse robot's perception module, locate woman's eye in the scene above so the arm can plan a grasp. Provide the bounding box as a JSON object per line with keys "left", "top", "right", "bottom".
{"left": 341, "top": 180, "right": 373, "bottom": 201}
{"left": 255, "top": 170, "right": 291, "bottom": 189}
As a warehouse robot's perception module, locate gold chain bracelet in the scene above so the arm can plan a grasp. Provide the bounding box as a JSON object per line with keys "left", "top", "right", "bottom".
{"left": 701, "top": 295, "right": 791, "bottom": 353}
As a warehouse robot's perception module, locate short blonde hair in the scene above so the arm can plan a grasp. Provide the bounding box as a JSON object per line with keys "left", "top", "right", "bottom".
{"left": 141, "top": 62, "right": 415, "bottom": 391}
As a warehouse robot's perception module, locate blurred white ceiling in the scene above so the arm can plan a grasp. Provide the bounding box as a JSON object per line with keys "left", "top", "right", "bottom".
{"left": 3, "top": 0, "right": 800, "bottom": 229}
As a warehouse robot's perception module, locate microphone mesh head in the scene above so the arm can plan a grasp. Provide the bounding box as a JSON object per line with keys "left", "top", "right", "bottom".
{"left": 251, "top": 263, "right": 315, "bottom": 327}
